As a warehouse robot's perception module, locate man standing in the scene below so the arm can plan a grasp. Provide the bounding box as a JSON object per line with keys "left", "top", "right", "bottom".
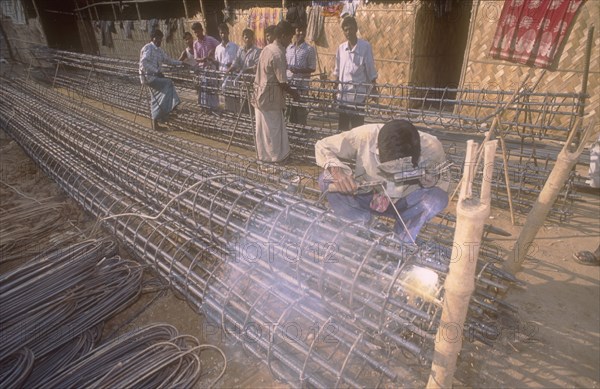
{"left": 315, "top": 119, "right": 448, "bottom": 243}
{"left": 286, "top": 23, "right": 316, "bottom": 125}
{"left": 191, "top": 22, "right": 219, "bottom": 109}
{"left": 227, "top": 28, "right": 261, "bottom": 114}
{"left": 334, "top": 16, "right": 378, "bottom": 131}
{"left": 215, "top": 23, "right": 239, "bottom": 112}
{"left": 253, "top": 21, "right": 300, "bottom": 164}
{"left": 139, "top": 29, "right": 183, "bottom": 131}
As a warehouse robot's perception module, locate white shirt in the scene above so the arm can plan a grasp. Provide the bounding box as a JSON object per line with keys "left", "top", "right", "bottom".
{"left": 315, "top": 123, "right": 447, "bottom": 199}
{"left": 333, "top": 39, "right": 377, "bottom": 105}
{"left": 215, "top": 41, "right": 239, "bottom": 72}
{"left": 139, "top": 41, "right": 182, "bottom": 84}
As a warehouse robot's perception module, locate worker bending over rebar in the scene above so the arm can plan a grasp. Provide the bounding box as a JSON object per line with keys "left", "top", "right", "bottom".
{"left": 315, "top": 119, "right": 449, "bottom": 243}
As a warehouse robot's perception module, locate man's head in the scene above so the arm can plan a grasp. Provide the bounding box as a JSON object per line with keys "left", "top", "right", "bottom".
{"left": 151, "top": 29, "right": 164, "bottom": 47}
{"left": 218, "top": 23, "right": 230, "bottom": 43}
{"left": 265, "top": 25, "right": 276, "bottom": 44}
{"left": 341, "top": 16, "right": 358, "bottom": 44}
{"left": 293, "top": 23, "right": 306, "bottom": 44}
{"left": 242, "top": 28, "right": 255, "bottom": 49}
{"left": 183, "top": 31, "right": 193, "bottom": 47}
{"left": 377, "top": 120, "right": 421, "bottom": 167}
{"left": 191, "top": 22, "right": 205, "bottom": 40}
{"left": 274, "top": 21, "right": 295, "bottom": 47}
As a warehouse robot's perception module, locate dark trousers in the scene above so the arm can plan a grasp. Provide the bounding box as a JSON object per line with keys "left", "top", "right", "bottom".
{"left": 338, "top": 105, "right": 365, "bottom": 131}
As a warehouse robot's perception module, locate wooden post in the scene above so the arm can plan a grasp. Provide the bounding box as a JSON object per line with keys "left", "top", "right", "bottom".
{"left": 135, "top": 3, "right": 141, "bottom": 22}
{"left": 504, "top": 118, "right": 596, "bottom": 275}
{"left": 183, "top": 0, "right": 189, "bottom": 19}
{"left": 427, "top": 140, "right": 498, "bottom": 389}
{"left": 199, "top": 0, "right": 206, "bottom": 26}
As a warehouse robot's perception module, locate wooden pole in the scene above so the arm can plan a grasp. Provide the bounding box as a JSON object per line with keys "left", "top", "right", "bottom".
{"left": 504, "top": 118, "right": 596, "bottom": 275}
{"left": 198, "top": 0, "right": 206, "bottom": 25}
{"left": 499, "top": 135, "right": 516, "bottom": 225}
{"left": 182, "top": 0, "right": 189, "bottom": 19}
{"left": 427, "top": 139, "right": 498, "bottom": 389}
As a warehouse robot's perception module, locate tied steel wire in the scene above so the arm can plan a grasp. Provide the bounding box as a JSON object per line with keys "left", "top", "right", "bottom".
{"left": 1, "top": 79, "right": 516, "bottom": 386}
{"left": 1, "top": 84, "right": 407, "bottom": 387}
{"left": 37, "top": 54, "right": 579, "bottom": 220}
{"left": 45, "top": 48, "right": 584, "bottom": 140}
{"left": 3, "top": 79, "right": 514, "bottom": 343}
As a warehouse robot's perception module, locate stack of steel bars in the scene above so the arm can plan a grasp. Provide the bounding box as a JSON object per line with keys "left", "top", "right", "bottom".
{"left": 0, "top": 239, "right": 142, "bottom": 386}
{"left": 1, "top": 77, "right": 516, "bottom": 387}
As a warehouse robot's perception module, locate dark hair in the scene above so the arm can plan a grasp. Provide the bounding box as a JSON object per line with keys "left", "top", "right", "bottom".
{"left": 151, "top": 29, "right": 164, "bottom": 39}
{"left": 265, "top": 25, "right": 276, "bottom": 36}
{"left": 183, "top": 31, "right": 192, "bottom": 39}
{"left": 341, "top": 16, "right": 358, "bottom": 30}
{"left": 191, "top": 22, "right": 204, "bottom": 31}
{"left": 274, "top": 21, "right": 294, "bottom": 40}
{"left": 294, "top": 22, "right": 307, "bottom": 31}
{"left": 377, "top": 120, "right": 421, "bottom": 166}
{"left": 242, "top": 28, "right": 255, "bottom": 38}
{"left": 218, "top": 23, "right": 229, "bottom": 33}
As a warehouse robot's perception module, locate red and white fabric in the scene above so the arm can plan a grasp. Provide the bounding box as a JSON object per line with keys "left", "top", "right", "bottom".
{"left": 489, "top": 0, "right": 584, "bottom": 68}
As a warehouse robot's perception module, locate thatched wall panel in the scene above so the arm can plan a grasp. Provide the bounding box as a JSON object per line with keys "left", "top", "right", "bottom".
{"left": 461, "top": 0, "right": 599, "bottom": 127}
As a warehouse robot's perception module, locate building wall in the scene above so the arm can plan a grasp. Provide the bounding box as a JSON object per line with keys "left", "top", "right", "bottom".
{"left": 0, "top": 15, "right": 47, "bottom": 65}
{"left": 460, "top": 0, "right": 599, "bottom": 125}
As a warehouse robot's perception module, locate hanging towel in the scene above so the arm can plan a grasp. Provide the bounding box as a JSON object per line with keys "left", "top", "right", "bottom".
{"left": 123, "top": 20, "right": 134, "bottom": 39}
{"left": 247, "top": 7, "right": 283, "bottom": 48}
{"left": 100, "top": 21, "right": 115, "bottom": 48}
{"left": 306, "top": 5, "right": 324, "bottom": 43}
{"left": 165, "top": 18, "right": 178, "bottom": 43}
{"left": 489, "top": 0, "right": 584, "bottom": 68}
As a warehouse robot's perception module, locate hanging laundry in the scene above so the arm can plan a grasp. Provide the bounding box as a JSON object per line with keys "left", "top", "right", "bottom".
{"left": 165, "top": 18, "right": 178, "bottom": 43}
{"left": 123, "top": 20, "right": 134, "bottom": 39}
{"left": 341, "top": 0, "right": 361, "bottom": 18}
{"left": 100, "top": 20, "right": 115, "bottom": 48}
{"left": 147, "top": 19, "right": 159, "bottom": 37}
{"left": 489, "top": 0, "right": 584, "bottom": 68}
{"left": 247, "top": 7, "right": 283, "bottom": 48}
{"left": 306, "top": 5, "right": 324, "bottom": 43}
{"left": 312, "top": 1, "right": 344, "bottom": 17}
{"left": 178, "top": 18, "right": 186, "bottom": 38}
{"left": 286, "top": 4, "right": 307, "bottom": 26}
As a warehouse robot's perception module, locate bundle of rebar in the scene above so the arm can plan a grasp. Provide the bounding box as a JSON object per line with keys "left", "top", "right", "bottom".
{"left": 0, "top": 239, "right": 142, "bottom": 385}
{"left": 1, "top": 78, "right": 517, "bottom": 387}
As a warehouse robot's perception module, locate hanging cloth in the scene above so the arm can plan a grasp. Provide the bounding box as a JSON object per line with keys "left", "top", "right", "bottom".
{"left": 306, "top": 5, "right": 324, "bottom": 43}
{"left": 489, "top": 0, "right": 585, "bottom": 68}
{"left": 247, "top": 7, "right": 283, "bottom": 48}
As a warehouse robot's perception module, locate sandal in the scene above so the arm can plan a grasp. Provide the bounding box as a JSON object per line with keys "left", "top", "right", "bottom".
{"left": 573, "top": 250, "right": 600, "bottom": 266}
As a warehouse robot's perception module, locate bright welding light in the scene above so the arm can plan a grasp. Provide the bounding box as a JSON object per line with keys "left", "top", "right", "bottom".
{"left": 401, "top": 266, "right": 439, "bottom": 300}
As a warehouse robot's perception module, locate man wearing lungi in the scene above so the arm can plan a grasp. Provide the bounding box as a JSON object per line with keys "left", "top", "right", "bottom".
{"left": 139, "top": 29, "right": 183, "bottom": 131}
{"left": 253, "top": 21, "right": 300, "bottom": 163}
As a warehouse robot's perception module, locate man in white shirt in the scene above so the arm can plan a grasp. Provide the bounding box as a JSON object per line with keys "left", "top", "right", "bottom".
{"left": 227, "top": 28, "right": 261, "bottom": 114}
{"left": 333, "top": 16, "right": 378, "bottom": 131}
{"left": 286, "top": 23, "right": 316, "bottom": 125}
{"left": 315, "top": 120, "right": 448, "bottom": 243}
{"left": 215, "top": 23, "right": 239, "bottom": 112}
{"left": 139, "top": 29, "right": 184, "bottom": 131}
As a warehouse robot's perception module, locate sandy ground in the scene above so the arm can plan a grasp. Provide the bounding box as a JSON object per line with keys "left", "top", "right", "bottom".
{"left": 1, "top": 117, "right": 599, "bottom": 388}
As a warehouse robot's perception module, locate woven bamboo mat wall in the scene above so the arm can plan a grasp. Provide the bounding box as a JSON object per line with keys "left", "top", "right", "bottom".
{"left": 461, "top": 0, "right": 599, "bottom": 128}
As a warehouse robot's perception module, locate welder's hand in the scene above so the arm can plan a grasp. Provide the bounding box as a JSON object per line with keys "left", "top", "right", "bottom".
{"left": 328, "top": 167, "right": 357, "bottom": 194}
